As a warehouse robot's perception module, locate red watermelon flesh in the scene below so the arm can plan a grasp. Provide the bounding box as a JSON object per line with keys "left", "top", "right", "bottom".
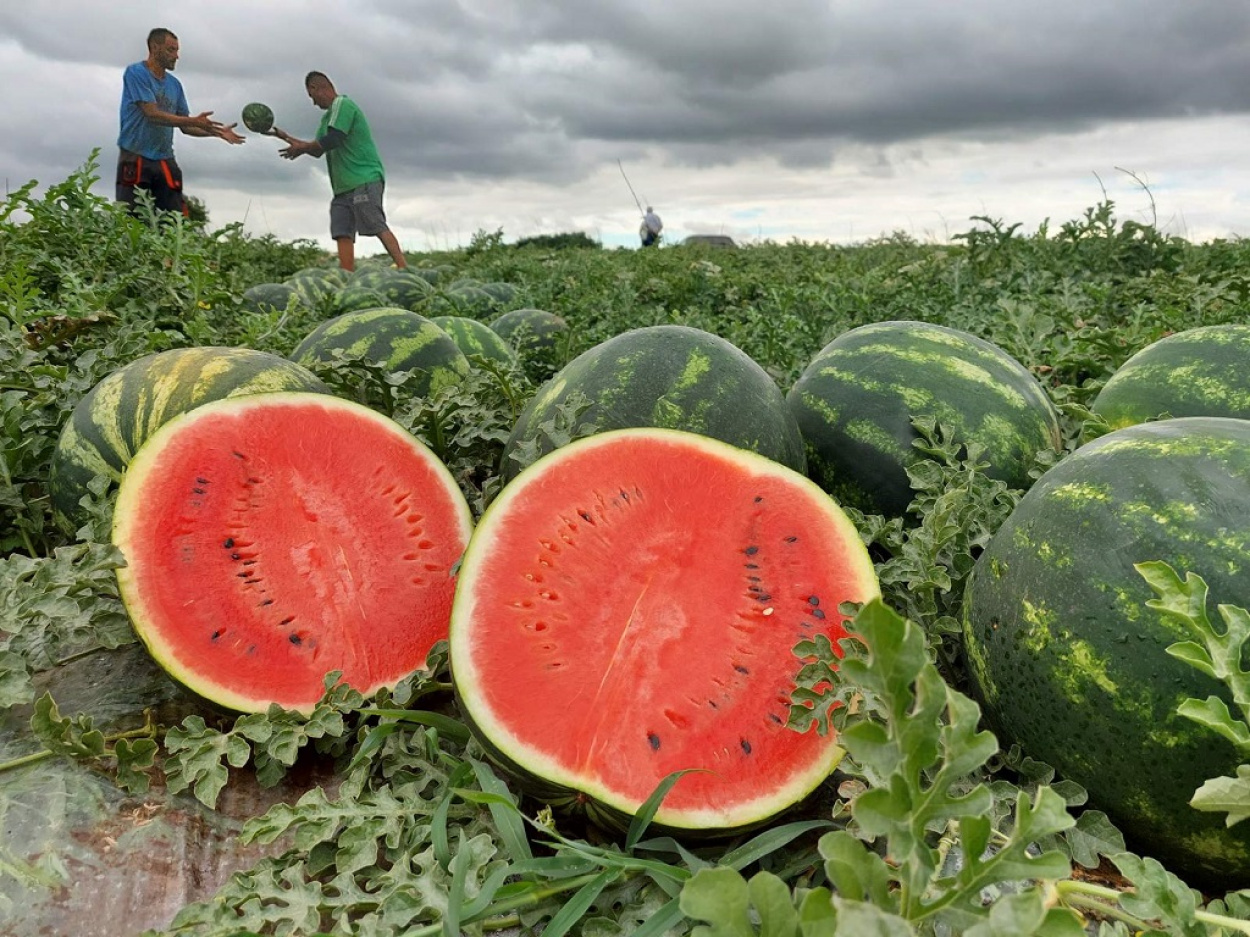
{"left": 451, "top": 428, "right": 879, "bottom": 831}
{"left": 113, "top": 392, "right": 473, "bottom": 713}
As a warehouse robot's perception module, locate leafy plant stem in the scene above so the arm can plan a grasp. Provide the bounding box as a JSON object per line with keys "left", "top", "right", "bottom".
{"left": 401, "top": 870, "right": 622, "bottom": 936}
{"left": 0, "top": 723, "right": 156, "bottom": 775}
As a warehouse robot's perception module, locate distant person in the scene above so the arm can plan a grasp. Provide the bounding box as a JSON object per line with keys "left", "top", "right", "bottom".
{"left": 116, "top": 27, "right": 245, "bottom": 217}
{"left": 640, "top": 206, "right": 663, "bottom": 247}
{"left": 275, "top": 72, "right": 407, "bottom": 271}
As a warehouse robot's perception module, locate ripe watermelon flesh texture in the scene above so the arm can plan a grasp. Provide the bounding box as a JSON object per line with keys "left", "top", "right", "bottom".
{"left": 451, "top": 428, "right": 880, "bottom": 831}
{"left": 113, "top": 393, "right": 473, "bottom": 714}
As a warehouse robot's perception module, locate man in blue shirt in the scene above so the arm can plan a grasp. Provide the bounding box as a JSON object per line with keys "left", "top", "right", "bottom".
{"left": 117, "top": 28, "right": 244, "bottom": 216}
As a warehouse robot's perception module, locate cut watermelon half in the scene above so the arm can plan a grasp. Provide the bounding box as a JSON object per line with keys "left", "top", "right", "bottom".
{"left": 113, "top": 392, "right": 473, "bottom": 713}
{"left": 450, "top": 428, "right": 879, "bottom": 832}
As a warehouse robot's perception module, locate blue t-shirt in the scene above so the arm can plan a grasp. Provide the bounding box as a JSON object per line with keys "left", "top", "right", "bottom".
{"left": 117, "top": 61, "right": 189, "bottom": 159}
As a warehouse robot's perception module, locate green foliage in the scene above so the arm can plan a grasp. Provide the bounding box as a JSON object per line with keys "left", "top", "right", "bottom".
{"left": 1138, "top": 562, "right": 1250, "bottom": 828}
{"left": 12, "top": 162, "right": 1250, "bottom": 933}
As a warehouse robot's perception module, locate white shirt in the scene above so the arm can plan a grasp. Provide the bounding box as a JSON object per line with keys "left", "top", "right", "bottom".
{"left": 643, "top": 210, "right": 663, "bottom": 234}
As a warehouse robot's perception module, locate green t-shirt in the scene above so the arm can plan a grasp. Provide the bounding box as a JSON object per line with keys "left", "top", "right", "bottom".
{"left": 316, "top": 95, "right": 385, "bottom": 195}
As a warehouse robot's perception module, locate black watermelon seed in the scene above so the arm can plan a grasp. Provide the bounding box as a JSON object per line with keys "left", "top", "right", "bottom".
{"left": 211, "top": 630, "right": 223, "bottom": 641}
{"left": 754, "top": 496, "right": 763, "bottom": 503}
{"left": 232, "top": 451, "right": 246, "bottom": 460}
{"left": 236, "top": 571, "right": 250, "bottom": 579}
{"left": 260, "top": 598, "right": 273, "bottom": 606}
{"left": 740, "top": 739, "right": 752, "bottom": 755}
{"left": 784, "top": 536, "right": 798, "bottom": 543}
{"left": 280, "top": 616, "right": 295, "bottom": 625}
{"left": 289, "top": 633, "right": 303, "bottom": 646}
{"left": 745, "top": 563, "right": 759, "bottom": 570}
{"left": 223, "top": 538, "right": 234, "bottom": 548}
{"left": 747, "top": 575, "right": 761, "bottom": 582}
{"left": 768, "top": 713, "right": 784, "bottom": 724}
{"left": 247, "top": 477, "right": 262, "bottom": 485}
{"left": 813, "top": 609, "right": 826, "bottom": 620}
{"left": 578, "top": 510, "right": 593, "bottom": 523}
{"left": 647, "top": 732, "right": 661, "bottom": 751}
{"left": 192, "top": 487, "right": 206, "bottom": 495}
{"left": 708, "top": 700, "right": 719, "bottom": 709}
{"left": 246, "top": 645, "right": 256, "bottom": 655}
{"left": 620, "top": 489, "right": 630, "bottom": 501}
{"left": 744, "top": 545, "right": 759, "bottom": 556}
{"left": 808, "top": 596, "right": 820, "bottom": 606}
{"left": 757, "top": 593, "right": 771, "bottom": 602}
{"left": 734, "top": 664, "right": 750, "bottom": 675}
{"left": 231, "top": 552, "right": 241, "bottom": 560}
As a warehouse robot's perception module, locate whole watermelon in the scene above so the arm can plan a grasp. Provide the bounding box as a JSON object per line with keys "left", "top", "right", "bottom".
{"left": 501, "top": 324, "right": 805, "bottom": 480}
{"left": 432, "top": 315, "right": 517, "bottom": 366}
{"left": 1092, "top": 324, "right": 1250, "bottom": 429}
{"left": 786, "top": 320, "right": 1061, "bottom": 517}
{"left": 962, "top": 417, "right": 1250, "bottom": 888}
{"left": 49, "top": 346, "right": 330, "bottom": 533}
{"left": 291, "top": 307, "right": 470, "bottom": 397}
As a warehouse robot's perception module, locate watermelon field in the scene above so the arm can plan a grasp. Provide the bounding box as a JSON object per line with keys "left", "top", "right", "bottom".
{"left": 8, "top": 155, "right": 1250, "bottom": 935}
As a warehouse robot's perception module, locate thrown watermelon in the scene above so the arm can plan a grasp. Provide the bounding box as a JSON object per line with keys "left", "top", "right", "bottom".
{"left": 112, "top": 392, "right": 473, "bottom": 713}
{"left": 451, "top": 427, "right": 879, "bottom": 832}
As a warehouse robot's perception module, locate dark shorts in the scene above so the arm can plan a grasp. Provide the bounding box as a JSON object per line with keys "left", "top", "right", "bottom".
{"left": 116, "top": 150, "right": 187, "bottom": 215}
{"left": 329, "top": 180, "right": 388, "bottom": 241}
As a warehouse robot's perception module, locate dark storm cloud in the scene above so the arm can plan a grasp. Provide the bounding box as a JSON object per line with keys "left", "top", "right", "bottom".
{"left": 3, "top": 1, "right": 1249, "bottom": 193}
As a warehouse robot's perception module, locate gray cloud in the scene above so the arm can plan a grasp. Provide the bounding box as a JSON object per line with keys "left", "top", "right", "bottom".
{"left": 2, "top": 2, "right": 1249, "bottom": 246}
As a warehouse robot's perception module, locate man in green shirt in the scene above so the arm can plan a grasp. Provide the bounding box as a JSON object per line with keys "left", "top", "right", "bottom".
{"left": 277, "top": 72, "right": 406, "bottom": 271}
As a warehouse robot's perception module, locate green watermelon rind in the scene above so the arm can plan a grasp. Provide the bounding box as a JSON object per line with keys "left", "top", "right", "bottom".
{"left": 291, "top": 307, "right": 471, "bottom": 396}
{"left": 501, "top": 324, "right": 806, "bottom": 480}
{"left": 786, "top": 320, "right": 1062, "bottom": 517}
{"left": 431, "top": 315, "right": 518, "bottom": 365}
{"left": 961, "top": 416, "right": 1250, "bottom": 887}
{"left": 451, "top": 426, "right": 877, "bottom": 833}
{"left": 113, "top": 391, "right": 475, "bottom": 715}
{"left": 49, "top": 346, "right": 331, "bottom": 533}
{"left": 1092, "top": 324, "right": 1250, "bottom": 430}
{"left": 489, "top": 308, "right": 569, "bottom": 353}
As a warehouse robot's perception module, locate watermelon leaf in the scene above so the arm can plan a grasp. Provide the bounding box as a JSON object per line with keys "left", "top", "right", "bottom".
{"left": 1190, "top": 767, "right": 1250, "bottom": 828}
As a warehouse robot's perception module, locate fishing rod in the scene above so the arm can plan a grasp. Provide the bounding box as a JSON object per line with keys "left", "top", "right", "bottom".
{"left": 617, "top": 159, "right": 646, "bottom": 215}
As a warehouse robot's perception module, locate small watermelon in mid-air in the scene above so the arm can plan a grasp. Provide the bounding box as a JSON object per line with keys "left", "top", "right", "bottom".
{"left": 786, "top": 320, "right": 1061, "bottom": 517}
{"left": 49, "top": 346, "right": 330, "bottom": 533}
{"left": 1092, "top": 324, "right": 1250, "bottom": 429}
{"left": 451, "top": 427, "right": 879, "bottom": 833}
{"left": 241, "top": 102, "right": 274, "bottom": 134}
{"left": 112, "top": 393, "right": 474, "bottom": 713}
{"left": 962, "top": 417, "right": 1250, "bottom": 887}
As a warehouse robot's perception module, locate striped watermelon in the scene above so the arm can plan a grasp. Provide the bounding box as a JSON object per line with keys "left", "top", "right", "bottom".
{"left": 490, "top": 308, "right": 569, "bottom": 354}
{"left": 452, "top": 427, "right": 878, "bottom": 832}
{"left": 242, "top": 282, "right": 298, "bottom": 314}
{"left": 962, "top": 417, "right": 1250, "bottom": 888}
{"left": 291, "top": 307, "right": 470, "bottom": 397}
{"left": 431, "top": 315, "right": 518, "bottom": 366}
{"left": 1092, "top": 324, "right": 1250, "bottom": 429}
{"left": 501, "top": 325, "right": 806, "bottom": 480}
{"left": 49, "top": 347, "right": 330, "bottom": 533}
{"left": 786, "top": 320, "right": 1061, "bottom": 517}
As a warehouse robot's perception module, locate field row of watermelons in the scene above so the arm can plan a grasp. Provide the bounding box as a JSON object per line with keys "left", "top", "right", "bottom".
{"left": 6, "top": 159, "right": 1250, "bottom": 935}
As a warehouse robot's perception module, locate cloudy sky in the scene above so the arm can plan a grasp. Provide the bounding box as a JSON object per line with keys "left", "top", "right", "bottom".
{"left": 4, "top": 1, "right": 1250, "bottom": 252}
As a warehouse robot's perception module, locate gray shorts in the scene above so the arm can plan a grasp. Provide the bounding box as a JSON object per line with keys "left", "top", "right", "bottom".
{"left": 329, "top": 180, "right": 388, "bottom": 240}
